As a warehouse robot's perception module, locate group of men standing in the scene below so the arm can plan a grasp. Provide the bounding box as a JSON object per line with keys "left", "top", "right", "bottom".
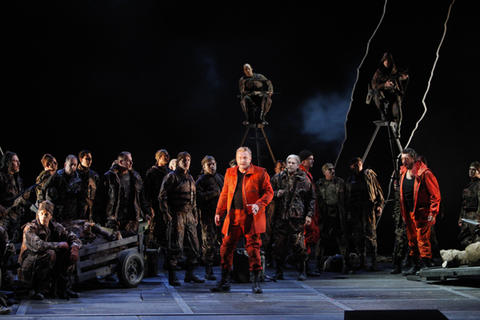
{"left": 1, "top": 144, "right": 476, "bottom": 303}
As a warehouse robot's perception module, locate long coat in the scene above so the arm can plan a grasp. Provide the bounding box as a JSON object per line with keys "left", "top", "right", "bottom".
{"left": 216, "top": 165, "right": 273, "bottom": 236}
{"left": 400, "top": 161, "right": 441, "bottom": 227}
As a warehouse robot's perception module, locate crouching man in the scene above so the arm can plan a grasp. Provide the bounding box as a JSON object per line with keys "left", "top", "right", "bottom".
{"left": 18, "top": 200, "right": 82, "bottom": 300}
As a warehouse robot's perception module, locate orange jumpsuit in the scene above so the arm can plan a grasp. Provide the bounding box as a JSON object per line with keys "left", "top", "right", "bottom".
{"left": 216, "top": 165, "right": 273, "bottom": 271}
{"left": 399, "top": 161, "right": 441, "bottom": 259}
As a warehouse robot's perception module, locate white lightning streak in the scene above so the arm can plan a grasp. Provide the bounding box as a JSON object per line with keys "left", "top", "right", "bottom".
{"left": 404, "top": 0, "right": 456, "bottom": 149}
{"left": 334, "top": 0, "right": 388, "bottom": 167}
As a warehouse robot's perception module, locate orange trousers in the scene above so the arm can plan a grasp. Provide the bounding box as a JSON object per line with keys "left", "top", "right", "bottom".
{"left": 220, "top": 209, "right": 262, "bottom": 271}
{"left": 406, "top": 211, "right": 432, "bottom": 259}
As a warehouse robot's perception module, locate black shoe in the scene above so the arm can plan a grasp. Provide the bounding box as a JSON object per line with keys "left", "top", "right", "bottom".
{"left": 0, "top": 306, "right": 12, "bottom": 315}
{"left": 169, "top": 271, "right": 181, "bottom": 286}
{"left": 211, "top": 269, "right": 231, "bottom": 292}
{"left": 251, "top": 270, "right": 262, "bottom": 294}
{"left": 298, "top": 261, "right": 307, "bottom": 281}
{"left": 272, "top": 270, "right": 284, "bottom": 281}
{"left": 422, "top": 257, "right": 435, "bottom": 268}
{"left": 184, "top": 271, "right": 206, "bottom": 283}
{"left": 390, "top": 265, "right": 402, "bottom": 274}
{"left": 205, "top": 266, "right": 217, "bottom": 281}
{"left": 29, "top": 290, "right": 44, "bottom": 301}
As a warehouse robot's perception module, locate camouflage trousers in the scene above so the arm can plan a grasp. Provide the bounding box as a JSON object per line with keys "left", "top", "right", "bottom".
{"left": 349, "top": 205, "right": 377, "bottom": 256}
{"left": 315, "top": 214, "right": 349, "bottom": 268}
{"left": 18, "top": 249, "right": 74, "bottom": 288}
{"left": 271, "top": 218, "right": 308, "bottom": 263}
{"left": 166, "top": 211, "right": 199, "bottom": 270}
{"left": 458, "top": 211, "right": 480, "bottom": 248}
{"left": 200, "top": 212, "right": 217, "bottom": 266}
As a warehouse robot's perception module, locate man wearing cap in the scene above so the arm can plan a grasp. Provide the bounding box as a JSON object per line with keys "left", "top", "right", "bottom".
{"left": 346, "top": 157, "right": 384, "bottom": 271}
{"left": 144, "top": 149, "right": 171, "bottom": 249}
{"left": 298, "top": 150, "right": 320, "bottom": 272}
{"left": 211, "top": 146, "right": 273, "bottom": 293}
{"left": 458, "top": 161, "right": 480, "bottom": 247}
{"left": 399, "top": 149, "right": 441, "bottom": 275}
{"left": 18, "top": 200, "right": 82, "bottom": 300}
{"left": 159, "top": 152, "right": 204, "bottom": 286}
{"left": 270, "top": 154, "right": 315, "bottom": 281}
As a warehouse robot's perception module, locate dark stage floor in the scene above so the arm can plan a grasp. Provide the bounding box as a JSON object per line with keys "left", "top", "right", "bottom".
{"left": 4, "top": 258, "right": 480, "bottom": 320}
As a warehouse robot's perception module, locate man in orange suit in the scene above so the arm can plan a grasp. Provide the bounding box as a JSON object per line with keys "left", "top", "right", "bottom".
{"left": 211, "top": 146, "right": 273, "bottom": 294}
{"left": 400, "top": 148, "right": 441, "bottom": 275}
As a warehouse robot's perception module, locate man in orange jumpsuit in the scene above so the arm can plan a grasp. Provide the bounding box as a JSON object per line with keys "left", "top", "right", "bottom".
{"left": 399, "top": 148, "right": 441, "bottom": 275}
{"left": 211, "top": 146, "right": 273, "bottom": 294}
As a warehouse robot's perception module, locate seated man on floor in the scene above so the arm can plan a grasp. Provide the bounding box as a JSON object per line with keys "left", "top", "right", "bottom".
{"left": 18, "top": 200, "right": 82, "bottom": 300}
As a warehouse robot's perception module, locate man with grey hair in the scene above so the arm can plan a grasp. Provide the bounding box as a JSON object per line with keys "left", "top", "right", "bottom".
{"left": 211, "top": 147, "right": 273, "bottom": 293}
{"left": 270, "top": 154, "right": 315, "bottom": 281}
{"left": 40, "top": 155, "right": 85, "bottom": 223}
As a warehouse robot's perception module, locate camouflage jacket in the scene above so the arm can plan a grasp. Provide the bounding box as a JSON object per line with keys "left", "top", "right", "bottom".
{"left": 315, "top": 176, "right": 347, "bottom": 229}
{"left": 271, "top": 169, "right": 316, "bottom": 220}
{"left": 196, "top": 172, "right": 224, "bottom": 219}
{"left": 0, "top": 171, "right": 26, "bottom": 214}
{"left": 239, "top": 73, "right": 273, "bottom": 98}
{"left": 460, "top": 178, "right": 480, "bottom": 221}
{"left": 159, "top": 168, "right": 197, "bottom": 219}
{"left": 18, "top": 218, "right": 81, "bottom": 280}
{"left": 346, "top": 169, "right": 384, "bottom": 211}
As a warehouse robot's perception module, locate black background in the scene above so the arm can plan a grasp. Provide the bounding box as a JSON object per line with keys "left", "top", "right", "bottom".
{"left": 3, "top": 1, "right": 478, "bottom": 253}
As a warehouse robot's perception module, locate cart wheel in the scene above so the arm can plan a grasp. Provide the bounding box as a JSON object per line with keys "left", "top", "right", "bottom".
{"left": 117, "top": 251, "right": 144, "bottom": 288}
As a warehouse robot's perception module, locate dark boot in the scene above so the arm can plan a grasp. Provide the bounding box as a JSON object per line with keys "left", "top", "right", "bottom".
{"left": 390, "top": 264, "right": 402, "bottom": 274}
{"left": 403, "top": 259, "right": 421, "bottom": 276}
{"left": 391, "top": 257, "right": 402, "bottom": 274}
{"left": 184, "top": 270, "right": 205, "bottom": 283}
{"left": 272, "top": 261, "right": 284, "bottom": 280}
{"left": 359, "top": 253, "right": 368, "bottom": 270}
{"left": 210, "top": 269, "right": 231, "bottom": 292}
{"left": 58, "top": 275, "right": 79, "bottom": 299}
{"left": 298, "top": 261, "right": 307, "bottom": 281}
{"left": 369, "top": 250, "right": 378, "bottom": 271}
{"left": 168, "top": 268, "right": 181, "bottom": 286}
{"left": 422, "top": 257, "right": 435, "bottom": 268}
{"left": 205, "top": 265, "right": 217, "bottom": 281}
{"left": 251, "top": 270, "right": 262, "bottom": 294}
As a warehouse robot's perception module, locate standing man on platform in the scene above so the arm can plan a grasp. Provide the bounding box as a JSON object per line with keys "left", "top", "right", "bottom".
{"left": 346, "top": 157, "right": 384, "bottom": 271}
{"left": 315, "top": 163, "right": 350, "bottom": 274}
{"left": 270, "top": 154, "right": 315, "bottom": 281}
{"left": 239, "top": 64, "right": 273, "bottom": 125}
{"left": 77, "top": 150, "right": 99, "bottom": 223}
{"left": 211, "top": 147, "right": 273, "bottom": 293}
{"left": 144, "top": 149, "right": 171, "bottom": 249}
{"left": 299, "top": 150, "right": 320, "bottom": 273}
{"left": 399, "top": 148, "right": 441, "bottom": 275}
{"left": 159, "top": 152, "right": 204, "bottom": 286}
{"left": 196, "top": 155, "right": 224, "bottom": 280}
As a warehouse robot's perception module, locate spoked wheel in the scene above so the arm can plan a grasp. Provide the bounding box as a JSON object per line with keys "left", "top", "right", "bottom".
{"left": 117, "top": 251, "right": 145, "bottom": 288}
